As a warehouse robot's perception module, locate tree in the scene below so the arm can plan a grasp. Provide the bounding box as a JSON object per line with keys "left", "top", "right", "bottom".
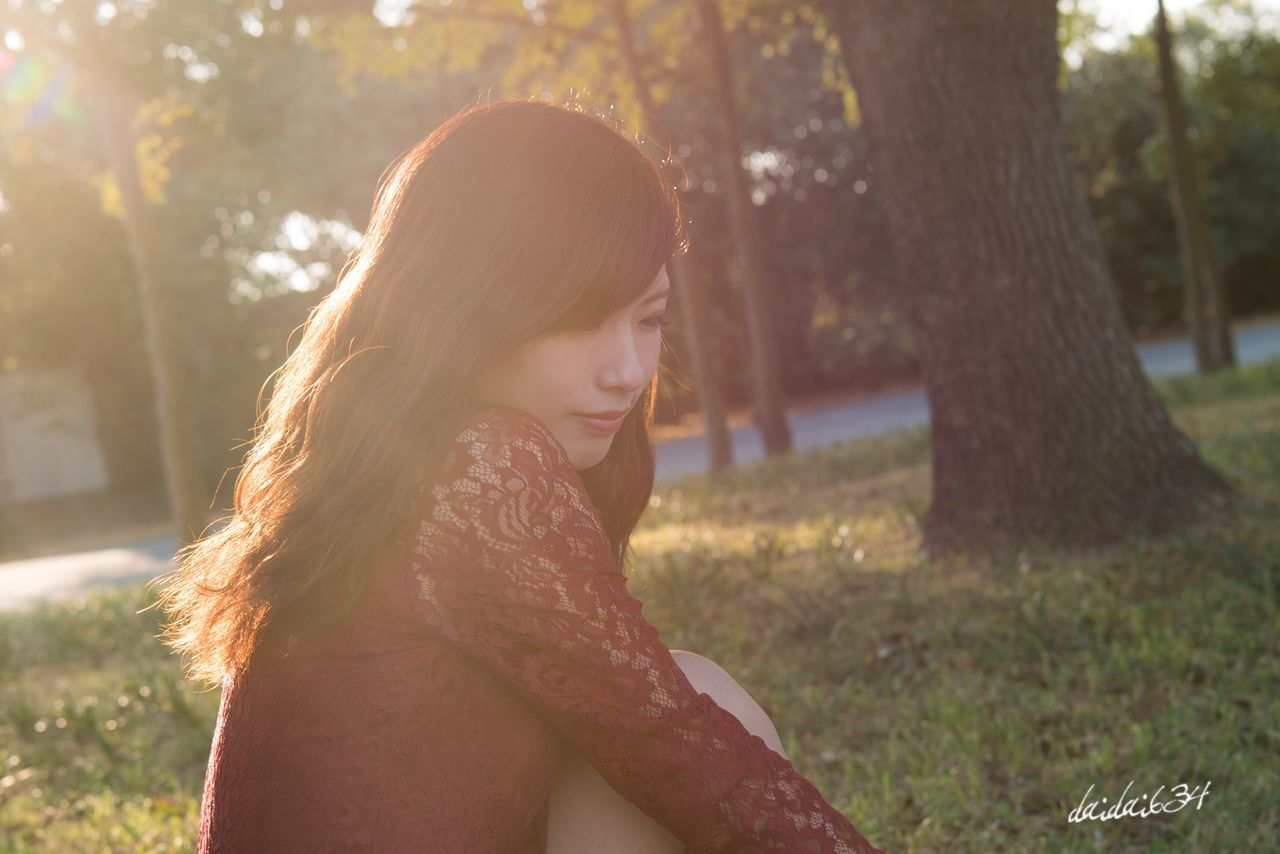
{"left": 5, "top": 6, "right": 212, "bottom": 543}
{"left": 697, "top": 0, "right": 793, "bottom": 455}
{"left": 89, "top": 79, "right": 209, "bottom": 543}
{"left": 612, "top": 0, "right": 734, "bottom": 471}
{"left": 824, "top": 0, "right": 1234, "bottom": 552}
{"left": 1060, "top": 15, "right": 1280, "bottom": 333}
{"left": 1154, "top": 0, "right": 1235, "bottom": 372}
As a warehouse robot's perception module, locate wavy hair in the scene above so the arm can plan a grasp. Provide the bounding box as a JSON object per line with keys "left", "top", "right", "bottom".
{"left": 156, "top": 97, "right": 689, "bottom": 685}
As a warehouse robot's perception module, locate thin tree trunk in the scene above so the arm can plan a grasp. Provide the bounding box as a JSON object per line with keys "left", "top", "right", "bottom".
{"left": 675, "top": 256, "right": 734, "bottom": 471}
{"left": 827, "top": 0, "right": 1233, "bottom": 552}
{"left": 91, "top": 86, "right": 209, "bottom": 545}
{"left": 1154, "top": 0, "right": 1236, "bottom": 372}
{"left": 698, "top": 0, "right": 793, "bottom": 456}
{"left": 613, "top": 0, "right": 733, "bottom": 472}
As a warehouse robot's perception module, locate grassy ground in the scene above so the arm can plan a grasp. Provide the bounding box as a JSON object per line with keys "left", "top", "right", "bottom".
{"left": 2, "top": 360, "right": 1277, "bottom": 852}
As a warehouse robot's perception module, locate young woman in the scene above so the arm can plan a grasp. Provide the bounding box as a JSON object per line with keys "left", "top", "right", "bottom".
{"left": 159, "top": 98, "right": 882, "bottom": 853}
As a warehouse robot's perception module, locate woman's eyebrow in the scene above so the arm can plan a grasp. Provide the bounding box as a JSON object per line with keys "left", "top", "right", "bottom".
{"left": 642, "top": 287, "right": 671, "bottom": 305}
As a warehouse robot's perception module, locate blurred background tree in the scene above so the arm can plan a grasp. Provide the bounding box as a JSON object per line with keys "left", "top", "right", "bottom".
{"left": 1153, "top": 0, "right": 1235, "bottom": 372}
{"left": 1, "top": 0, "right": 1277, "bottom": 552}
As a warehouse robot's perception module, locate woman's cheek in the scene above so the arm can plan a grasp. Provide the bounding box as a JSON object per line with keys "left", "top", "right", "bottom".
{"left": 644, "top": 335, "right": 663, "bottom": 374}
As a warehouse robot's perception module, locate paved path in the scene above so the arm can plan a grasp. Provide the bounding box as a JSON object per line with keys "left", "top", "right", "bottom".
{"left": 4, "top": 318, "right": 1279, "bottom": 613}
{"left": 653, "top": 317, "right": 1280, "bottom": 480}
{"left": 0, "top": 536, "right": 176, "bottom": 613}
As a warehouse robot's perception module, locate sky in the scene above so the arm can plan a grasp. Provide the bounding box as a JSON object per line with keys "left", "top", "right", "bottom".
{"left": 364, "top": 1, "right": 1280, "bottom": 37}
{"left": 1094, "top": 0, "right": 1280, "bottom": 35}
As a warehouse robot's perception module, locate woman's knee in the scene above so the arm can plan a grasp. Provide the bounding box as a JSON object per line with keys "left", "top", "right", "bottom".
{"left": 544, "top": 649, "right": 788, "bottom": 854}
{"left": 669, "top": 649, "right": 788, "bottom": 760}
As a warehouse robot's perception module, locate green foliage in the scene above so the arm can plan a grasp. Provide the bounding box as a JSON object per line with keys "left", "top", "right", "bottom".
{"left": 1058, "top": 0, "right": 1103, "bottom": 76}
{"left": 2, "top": 0, "right": 1278, "bottom": 523}
{"left": 806, "top": 274, "right": 916, "bottom": 388}
{"left": 3, "top": 361, "right": 1277, "bottom": 849}
{"left": 1064, "top": 13, "right": 1280, "bottom": 329}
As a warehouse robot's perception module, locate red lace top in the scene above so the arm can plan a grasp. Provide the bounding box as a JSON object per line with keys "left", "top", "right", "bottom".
{"left": 196, "top": 404, "right": 883, "bottom": 853}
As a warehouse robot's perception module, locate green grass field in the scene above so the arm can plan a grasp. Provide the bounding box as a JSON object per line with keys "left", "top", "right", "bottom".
{"left": 3, "top": 360, "right": 1278, "bottom": 851}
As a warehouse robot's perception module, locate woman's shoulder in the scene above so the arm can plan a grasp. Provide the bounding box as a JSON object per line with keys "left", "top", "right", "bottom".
{"left": 415, "top": 404, "right": 605, "bottom": 560}
{"left": 445, "top": 404, "right": 575, "bottom": 482}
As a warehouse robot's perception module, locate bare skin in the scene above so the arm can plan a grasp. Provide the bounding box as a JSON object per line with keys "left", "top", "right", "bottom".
{"left": 545, "top": 650, "right": 788, "bottom": 854}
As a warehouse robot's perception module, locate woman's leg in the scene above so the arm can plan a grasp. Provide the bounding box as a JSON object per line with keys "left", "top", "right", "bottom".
{"left": 544, "top": 649, "right": 788, "bottom": 854}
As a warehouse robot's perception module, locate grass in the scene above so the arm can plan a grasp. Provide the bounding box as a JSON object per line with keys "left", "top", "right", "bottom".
{"left": 2, "top": 360, "right": 1278, "bottom": 851}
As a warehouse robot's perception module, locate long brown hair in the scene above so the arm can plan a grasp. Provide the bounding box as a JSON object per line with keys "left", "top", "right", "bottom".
{"left": 155, "top": 97, "right": 689, "bottom": 686}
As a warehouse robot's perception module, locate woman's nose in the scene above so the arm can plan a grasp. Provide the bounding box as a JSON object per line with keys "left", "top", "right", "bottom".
{"left": 598, "top": 329, "right": 647, "bottom": 392}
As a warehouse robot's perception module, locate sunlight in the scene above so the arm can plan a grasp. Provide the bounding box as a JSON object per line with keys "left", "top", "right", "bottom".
{"left": 1090, "top": 0, "right": 1280, "bottom": 48}
{"left": 742, "top": 148, "right": 797, "bottom": 206}
{"left": 240, "top": 8, "right": 264, "bottom": 38}
{"left": 226, "top": 212, "right": 363, "bottom": 303}
{"left": 374, "top": 0, "right": 416, "bottom": 27}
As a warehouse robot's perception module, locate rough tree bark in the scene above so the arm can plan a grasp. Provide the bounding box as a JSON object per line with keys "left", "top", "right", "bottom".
{"left": 826, "top": 0, "right": 1234, "bottom": 552}
{"left": 1154, "top": 0, "right": 1236, "bottom": 372}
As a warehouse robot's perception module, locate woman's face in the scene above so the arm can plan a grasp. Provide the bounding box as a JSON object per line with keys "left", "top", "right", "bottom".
{"left": 472, "top": 267, "right": 671, "bottom": 470}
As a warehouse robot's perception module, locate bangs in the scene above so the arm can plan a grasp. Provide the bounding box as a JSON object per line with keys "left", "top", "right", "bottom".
{"left": 539, "top": 144, "right": 686, "bottom": 333}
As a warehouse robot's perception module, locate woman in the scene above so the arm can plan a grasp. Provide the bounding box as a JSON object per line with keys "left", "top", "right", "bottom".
{"left": 158, "top": 97, "right": 882, "bottom": 853}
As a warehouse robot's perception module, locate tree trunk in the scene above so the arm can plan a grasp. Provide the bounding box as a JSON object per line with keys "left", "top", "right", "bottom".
{"left": 91, "top": 86, "right": 210, "bottom": 545}
{"left": 1154, "top": 0, "right": 1236, "bottom": 372}
{"left": 698, "top": 0, "right": 793, "bottom": 456}
{"left": 613, "top": 0, "right": 733, "bottom": 472}
{"left": 827, "top": 0, "right": 1233, "bottom": 552}
{"left": 668, "top": 254, "right": 734, "bottom": 472}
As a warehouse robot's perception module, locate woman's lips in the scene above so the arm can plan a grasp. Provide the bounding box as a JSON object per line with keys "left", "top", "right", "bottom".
{"left": 576, "top": 413, "right": 625, "bottom": 433}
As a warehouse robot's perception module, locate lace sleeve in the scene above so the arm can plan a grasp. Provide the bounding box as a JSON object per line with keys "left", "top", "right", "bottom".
{"left": 406, "top": 405, "right": 884, "bottom": 854}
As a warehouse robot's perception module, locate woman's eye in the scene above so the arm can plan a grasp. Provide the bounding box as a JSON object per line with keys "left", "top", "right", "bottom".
{"left": 642, "top": 313, "right": 674, "bottom": 330}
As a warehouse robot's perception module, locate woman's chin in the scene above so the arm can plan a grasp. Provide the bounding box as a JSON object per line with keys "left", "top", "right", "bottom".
{"left": 571, "top": 445, "right": 611, "bottom": 472}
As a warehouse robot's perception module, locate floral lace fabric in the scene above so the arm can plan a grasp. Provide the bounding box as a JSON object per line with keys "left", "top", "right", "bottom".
{"left": 407, "top": 404, "right": 883, "bottom": 853}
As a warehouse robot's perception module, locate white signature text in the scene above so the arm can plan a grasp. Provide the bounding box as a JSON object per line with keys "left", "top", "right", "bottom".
{"left": 1067, "top": 779, "right": 1212, "bottom": 823}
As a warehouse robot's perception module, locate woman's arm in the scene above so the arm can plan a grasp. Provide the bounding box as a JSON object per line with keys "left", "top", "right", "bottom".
{"left": 406, "top": 405, "right": 883, "bottom": 854}
{"left": 547, "top": 650, "right": 786, "bottom": 854}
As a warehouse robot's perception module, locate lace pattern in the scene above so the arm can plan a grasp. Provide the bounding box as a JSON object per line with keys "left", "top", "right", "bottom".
{"left": 406, "top": 404, "right": 883, "bottom": 853}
